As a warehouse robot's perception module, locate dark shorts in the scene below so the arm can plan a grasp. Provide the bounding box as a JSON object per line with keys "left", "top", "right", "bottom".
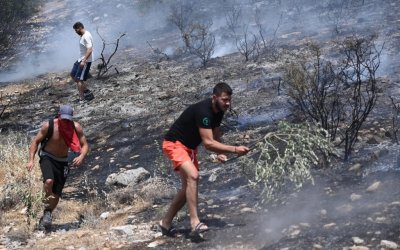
{"left": 39, "top": 156, "right": 69, "bottom": 196}
{"left": 71, "top": 61, "right": 92, "bottom": 81}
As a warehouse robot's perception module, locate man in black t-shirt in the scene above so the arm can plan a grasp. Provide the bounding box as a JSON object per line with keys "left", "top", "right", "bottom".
{"left": 159, "top": 82, "right": 250, "bottom": 236}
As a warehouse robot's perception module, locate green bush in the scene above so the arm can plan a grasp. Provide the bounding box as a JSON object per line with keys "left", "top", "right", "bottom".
{"left": 241, "top": 121, "right": 333, "bottom": 202}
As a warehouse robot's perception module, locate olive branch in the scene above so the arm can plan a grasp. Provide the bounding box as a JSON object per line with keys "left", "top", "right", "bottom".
{"left": 241, "top": 121, "right": 334, "bottom": 202}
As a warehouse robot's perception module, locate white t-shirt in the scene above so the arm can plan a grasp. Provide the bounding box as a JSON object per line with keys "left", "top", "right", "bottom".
{"left": 78, "top": 31, "right": 94, "bottom": 62}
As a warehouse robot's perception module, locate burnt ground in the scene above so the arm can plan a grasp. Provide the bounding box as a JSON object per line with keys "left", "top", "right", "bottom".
{"left": 1, "top": 0, "right": 400, "bottom": 249}
{"left": 1, "top": 49, "right": 399, "bottom": 249}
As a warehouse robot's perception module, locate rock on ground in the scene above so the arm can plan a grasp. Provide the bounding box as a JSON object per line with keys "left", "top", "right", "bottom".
{"left": 106, "top": 167, "right": 150, "bottom": 187}
{"left": 352, "top": 237, "right": 364, "bottom": 245}
{"left": 349, "top": 246, "right": 369, "bottom": 250}
{"left": 366, "top": 181, "right": 381, "bottom": 192}
{"left": 380, "top": 240, "right": 398, "bottom": 249}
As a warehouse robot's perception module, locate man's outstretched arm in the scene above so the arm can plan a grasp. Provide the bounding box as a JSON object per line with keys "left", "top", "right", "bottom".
{"left": 27, "top": 122, "right": 48, "bottom": 171}
{"left": 200, "top": 127, "right": 249, "bottom": 155}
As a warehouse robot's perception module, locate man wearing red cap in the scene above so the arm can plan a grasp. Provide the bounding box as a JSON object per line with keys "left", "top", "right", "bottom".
{"left": 27, "top": 105, "right": 89, "bottom": 230}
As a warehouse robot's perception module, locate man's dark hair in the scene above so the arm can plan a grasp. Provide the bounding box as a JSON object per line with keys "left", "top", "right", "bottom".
{"left": 213, "top": 82, "right": 232, "bottom": 96}
{"left": 73, "top": 22, "right": 84, "bottom": 29}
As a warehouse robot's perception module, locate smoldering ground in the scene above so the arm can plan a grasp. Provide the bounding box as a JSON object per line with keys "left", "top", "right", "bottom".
{"left": 1, "top": 1, "right": 400, "bottom": 248}
{"left": 195, "top": 169, "right": 400, "bottom": 249}
{"left": 0, "top": 0, "right": 396, "bottom": 83}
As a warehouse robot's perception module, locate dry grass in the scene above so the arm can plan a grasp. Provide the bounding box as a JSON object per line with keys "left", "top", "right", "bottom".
{"left": 108, "top": 177, "right": 175, "bottom": 206}
{"left": 53, "top": 199, "right": 86, "bottom": 224}
{"left": 0, "top": 133, "right": 175, "bottom": 249}
{"left": 0, "top": 132, "right": 43, "bottom": 228}
{"left": 138, "top": 177, "right": 176, "bottom": 203}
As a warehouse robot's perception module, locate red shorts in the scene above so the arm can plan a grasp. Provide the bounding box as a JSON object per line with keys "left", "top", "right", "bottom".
{"left": 162, "top": 140, "right": 199, "bottom": 171}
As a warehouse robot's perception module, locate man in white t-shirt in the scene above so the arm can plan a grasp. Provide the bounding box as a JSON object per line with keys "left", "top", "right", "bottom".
{"left": 71, "top": 22, "right": 94, "bottom": 101}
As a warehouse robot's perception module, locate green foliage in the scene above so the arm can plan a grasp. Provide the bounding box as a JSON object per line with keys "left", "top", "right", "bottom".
{"left": 241, "top": 121, "right": 333, "bottom": 202}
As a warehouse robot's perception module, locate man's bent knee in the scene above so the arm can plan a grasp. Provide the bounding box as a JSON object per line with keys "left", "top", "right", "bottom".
{"left": 44, "top": 179, "right": 54, "bottom": 186}
{"left": 179, "top": 162, "right": 199, "bottom": 181}
{"left": 188, "top": 172, "right": 199, "bottom": 181}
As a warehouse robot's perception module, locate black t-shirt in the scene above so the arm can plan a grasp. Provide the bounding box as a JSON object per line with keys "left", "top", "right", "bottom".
{"left": 165, "top": 98, "right": 224, "bottom": 149}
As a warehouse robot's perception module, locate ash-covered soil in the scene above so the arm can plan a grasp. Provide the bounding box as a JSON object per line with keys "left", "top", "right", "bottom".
{"left": 1, "top": 0, "right": 400, "bottom": 249}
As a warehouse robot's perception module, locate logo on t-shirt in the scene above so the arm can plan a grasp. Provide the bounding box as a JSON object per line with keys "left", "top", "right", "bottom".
{"left": 202, "top": 117, "right": 210, "bottom": 126}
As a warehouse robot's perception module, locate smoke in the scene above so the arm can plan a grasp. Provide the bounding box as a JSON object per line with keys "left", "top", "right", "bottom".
{"left": 0, "top": 25, "right": 80, "bottom": 82}
{"left": 0, "top": 0, "right": 171, "bottom": 83}
{"left": 0, "top": 0, "right": 395, "bottom": 83}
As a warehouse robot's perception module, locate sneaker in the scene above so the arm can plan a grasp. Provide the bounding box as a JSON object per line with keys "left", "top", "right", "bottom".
{"left": 38, "top": 210, "right": 52, "bottom": 231}
{"left": 84, "top": 90, "right": 94, "bottom": 101}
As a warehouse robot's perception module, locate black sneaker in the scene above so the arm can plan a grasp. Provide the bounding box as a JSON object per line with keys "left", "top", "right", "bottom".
{"left": 83, "top": 89, "right": 94, "bottom": 101}
{"left": 38, "top": 210, "right": 52, "bottom": 231}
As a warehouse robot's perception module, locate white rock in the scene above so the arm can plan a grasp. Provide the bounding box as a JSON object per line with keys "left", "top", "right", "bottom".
{"left": 313, "top": 243, "right": 323, "bottom": 249}
{"left": 206, "top": 199, "right": 214, "bottom": 205}
{"left": 381, "top": 240, "right": 398, "bottom": 249}
{"left": 240, "top": 207, "right": 255, "bottom": 213}
{"left": 290, "top": 229, "right": 301, "bottom": 237}
{"left": 390, "top": 201, "right": 400, "bottom": 206}
{"left": 375, "top": 217, "right": 387, "bottom": 223}
{"left": 349, "top": 163, "right": 362, "bottom": 172}
{"left": 100, "top": 212, "right": 110, "bottom": 220}
{"left": 147, "top": 239, "right": 166, "bottom": 248}
{"left": 350, "top": 193, "right": 362, "bottom": 201}
{"left": 352, "top": 237, "right": 365, "bottom": 245}
{"left": 91, "top": 165, "right": 100, "bottom": 171}
{"left": 366, "top": 181, "right": 381, "bottom": 192}
{"left": 106, "top": 167, "right": 150, "bottom": 187}
{"left": 111, "top": 225, "right": 135, "bottom": 236}
{"left": 34, "top": 231, "right": 45, "bottom": 238}
{"left": 19, "top": 208, "right": 27, "bottom": 214}
{"left": 323, "top": 223, "right": 336, "bottom": 229}
{"left": 208, "top": 173, "right": 217, "bottom": 182}
{"left": 350, "top": 246, "right": 369, "bottom": 250}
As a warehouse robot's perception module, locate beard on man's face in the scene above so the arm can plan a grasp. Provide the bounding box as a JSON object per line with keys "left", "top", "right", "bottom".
{"left": 217, "top": 100, "right": 229, "bottom": 112}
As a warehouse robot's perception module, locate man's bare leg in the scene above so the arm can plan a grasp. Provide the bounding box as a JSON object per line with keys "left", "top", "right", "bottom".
{"left": 178, "top": 161, "right": 208, "bottom": 231}
{"left": 76, "top": 80, "right": 86, "bottom": 100}
{"left": 161, "top": 173, "right": 187, "bottom": 229}
{"left": 43, "top": 179, "right": 59, "bottom": 211}
{"left": 70, "top": 74, "right": 87, "bottom": 100}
